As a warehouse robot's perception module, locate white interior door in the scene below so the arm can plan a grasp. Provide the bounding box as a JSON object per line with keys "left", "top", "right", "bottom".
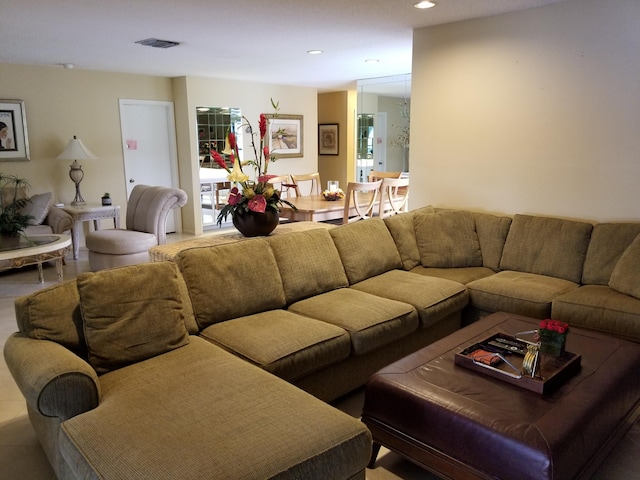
{"left": 119, "top": 99, "right": 180, "bottom": 232}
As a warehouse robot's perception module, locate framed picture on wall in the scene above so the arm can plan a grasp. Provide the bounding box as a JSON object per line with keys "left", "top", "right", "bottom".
{"left": 266, "top": 114, "right": 303, "bottom": 158}
{"left": 318, "top": 124, "right": 339, "bottom": 155}
{"left": 0, "top": 99, "right": 30, "bottom": 161}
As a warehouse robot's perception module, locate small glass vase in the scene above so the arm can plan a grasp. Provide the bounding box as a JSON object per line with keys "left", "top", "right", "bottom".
{"left": 538, "top": 334, "right": 566, "bottom": 357}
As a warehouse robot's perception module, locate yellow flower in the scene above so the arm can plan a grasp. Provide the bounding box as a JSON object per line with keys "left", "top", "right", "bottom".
{"left": 262, "top": 186, "right": 275, "bottom": 199}
{"left": 243, "top": 188, "right": 255, "bottom": 199}
{"left": 228, "top": 158, "right": 249, "bottom": 183}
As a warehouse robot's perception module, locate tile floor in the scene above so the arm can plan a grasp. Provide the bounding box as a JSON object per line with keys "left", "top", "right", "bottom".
{"left": 1, "top": 237, "right": 639, "bottom": 479}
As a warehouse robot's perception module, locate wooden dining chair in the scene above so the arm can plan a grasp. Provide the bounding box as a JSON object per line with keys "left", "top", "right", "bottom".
{"left": 367, "top": 170, "right": 402, "bottom": 182}
{"left": 291, "top": 172, "right": 322, "bottom": 196}
{"left": 266, "top": 174, "right": 295, "bottom": 199}
{"left": 379, "top": 177, "right": 410, "bottom": 218}
{"left": 342, "top": 180, "right": 382, "bottom": 224}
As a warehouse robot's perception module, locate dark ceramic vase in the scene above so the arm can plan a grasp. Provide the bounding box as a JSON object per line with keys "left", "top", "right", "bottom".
{"left": 232, "top": 209, "right": 279, "bottom": 237}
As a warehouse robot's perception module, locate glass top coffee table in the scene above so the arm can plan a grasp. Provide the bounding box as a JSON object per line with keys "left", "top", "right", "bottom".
{"left": 0, "top": 234, "right": 72, "bottom": 283}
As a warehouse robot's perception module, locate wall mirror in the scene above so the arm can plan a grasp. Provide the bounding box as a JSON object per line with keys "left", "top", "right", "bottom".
{"left": 356, "top": 74, "right": 411, "bottom": 182}
{"left": 196, "top": 106, "right": 242, "bottom": 227}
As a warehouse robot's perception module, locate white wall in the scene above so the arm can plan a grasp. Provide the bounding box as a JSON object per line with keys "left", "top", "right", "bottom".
{"left": 410, "top": 0, "right": 640, "bottom": 222}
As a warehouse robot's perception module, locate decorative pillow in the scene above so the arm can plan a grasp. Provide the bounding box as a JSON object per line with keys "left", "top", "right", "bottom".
{"left": 415, "top": 210, "right": 482, "bottom": 268}
{"left": 77, "top": 262, "right": 190, "bottom": 374}
{"left": 609, "top": 234, "right": 640, "bottom": 300}
{"left": 20, "top": 192, "right": 53, "bottom": 225}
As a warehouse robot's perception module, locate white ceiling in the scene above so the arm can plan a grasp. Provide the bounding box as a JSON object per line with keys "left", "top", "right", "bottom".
{"left": 1, "top": 0, "right": 568, "bottom": 92}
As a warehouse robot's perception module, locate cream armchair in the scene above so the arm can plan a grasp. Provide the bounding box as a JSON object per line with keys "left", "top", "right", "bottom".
{"left": 86, "top": 185, "right": 187, "bottom": 271}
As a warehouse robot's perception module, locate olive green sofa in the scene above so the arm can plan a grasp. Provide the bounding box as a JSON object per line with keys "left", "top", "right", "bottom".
{"left": 5, "top": 206, "right": 640, "bottom": 479}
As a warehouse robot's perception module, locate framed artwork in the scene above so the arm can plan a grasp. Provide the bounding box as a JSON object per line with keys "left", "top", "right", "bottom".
{"left": 266, "top": 114, "right": 303, "bottom": 158}
{"left": 318, "top": 124, "right": 339, "bottom": 155}
{"left": 0, "top": 99, "right": 30, "bottom": 161}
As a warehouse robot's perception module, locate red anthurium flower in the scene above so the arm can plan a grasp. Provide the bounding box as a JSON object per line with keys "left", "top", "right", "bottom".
{"left": 259, "top": 114, "right": 267, "bottom": 139}
{"left": 228, "top": 132, "right": 236, "bottom": 150}
{"left": 247, "top": 194, "right": 267, "bottom": 213}
{"left": 211, "top": 150, "right": 228, "bottom": 171}
{"left": 227, "top": 187, "right": 241, "bottom": 205}
{"left": 258, "top": 174, "right": 277, "bottom": 183}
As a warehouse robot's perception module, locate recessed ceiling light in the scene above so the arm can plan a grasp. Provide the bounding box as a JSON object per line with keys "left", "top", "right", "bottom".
{"left": 365, "top": 59, "right": 380, "bottom": 64}
{"left": 307, "top": 50, "right": 323, "bottom": 55}
{"left": 414, "top": 1, "right": 437, "bottom": 9}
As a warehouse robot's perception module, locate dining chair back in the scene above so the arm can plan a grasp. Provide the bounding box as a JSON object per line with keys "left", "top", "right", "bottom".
{"left": 266, "top": 174, "right": 295, "bottom": 199}
{"left": 379, "top": 177, "right": 410, "bottom": 218}
{"left": 367, "top": 170, "right": 402, "bottom": 182}
{"left": 342, "top": 180, "right": 382, "bottom": 224}
{"left": 291, "top": 172, "right": 322, "bottom": 196}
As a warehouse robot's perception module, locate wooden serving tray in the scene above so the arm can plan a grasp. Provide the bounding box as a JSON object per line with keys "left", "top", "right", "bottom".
{"left": 454, "top": 332, "right": 581, "bottom": 394}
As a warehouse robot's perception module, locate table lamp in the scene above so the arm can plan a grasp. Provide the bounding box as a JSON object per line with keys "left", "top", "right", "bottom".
{"left": 57, "top": 135, "right": 97, "bottom": 206}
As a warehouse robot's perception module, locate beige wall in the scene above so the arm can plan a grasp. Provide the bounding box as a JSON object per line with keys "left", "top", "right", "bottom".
{"left": 411, "top": 0, "right": 640, "bottom": 222}
{"left": 318, "top": 90, "right": 357, "bottom": 190}
{"left": 174, "top": 76, "right": 318, "bottom": 234}
{"left": 0, "top": 63, "right": 319, "bottom": 237}
{"left": 0, "top": 64, "right": 172, "bottom": 214}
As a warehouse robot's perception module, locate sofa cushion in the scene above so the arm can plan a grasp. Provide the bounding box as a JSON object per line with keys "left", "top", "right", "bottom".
{"left": 351, "top": 269, "right": 468, "bottom": 329}
{"left": 289, "top": 288, "right": 419, "bottom": 355}
{"left": 415, "top": 210, "right": 482, "bottom": 268}
{"left": 384, "top": 206, "right": 435, "bottom": 270}
{"left": 410, "top": 265, "right": 496, "bottom": 285}
{"left": 14, "top": 280, "right": 86, "bottom": 357}
{"left": 609, "top": 234, "right": 640, "bottom": 300}
{"left": 330, "top": 218, "right": 402, "bottom": 285}
{"left": 500, "top": 214, "right": 592, "bottom": 283}
{"left": 467, "top": 270, "right": 579, "bottom": 319}
{"left": 59, "top": 337, "right": 371, "bottom": 480}
{"left": 77, "top": 262, "right": 191, "bottom": 374}
{"left": 20, "top": 192, "right": 52, "bottom": 225}
{"left": 552, "top": 285, "right": 640, "bottom": 342}
{"left": 268, "top": 228, "right": 348, "bottom": 304}
{"left": 200, "top": 310, "right": 350, "bottom": 381}
{"left": 473, "top": 211, "right": 512, "bottom": 271}
{"left": 176, "top": 239, "right": 286, "bottom": 328}
{"left": 583, "top": 224, "right": 640, "bottom": 285}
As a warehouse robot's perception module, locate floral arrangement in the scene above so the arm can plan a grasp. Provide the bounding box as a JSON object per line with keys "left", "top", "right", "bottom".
{"left": 322, "top": 188, "right": 345, "bottom": 201}
{"left": 536, "top": 319, "right": 569, "bottom": 356}
{"left": 214, "top": 100, "right": 296, "bottom": 226}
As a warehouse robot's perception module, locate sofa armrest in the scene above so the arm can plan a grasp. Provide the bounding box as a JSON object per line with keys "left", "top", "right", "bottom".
{"left": 44, "top": 205, "right": 73, "bottom": 234}
{"left": 4, "top": 333, "right": 100, "bottom": 421}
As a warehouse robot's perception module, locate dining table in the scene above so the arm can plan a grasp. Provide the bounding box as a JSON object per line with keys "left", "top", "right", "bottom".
{"left": 280, "top": 193, "right": 378, "bottom": 223}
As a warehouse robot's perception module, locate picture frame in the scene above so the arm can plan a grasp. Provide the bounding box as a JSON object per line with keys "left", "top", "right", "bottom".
{"left": 0, "top": 99, "right": 30, "bottom": 161}
{"left": 318, "top": 124, "right": 339, "bottom": 155}
{"left": 266, "top": 114, "right": 303, "bottom": 158}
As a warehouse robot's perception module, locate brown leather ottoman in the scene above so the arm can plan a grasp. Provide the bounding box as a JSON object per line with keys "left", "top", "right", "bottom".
{"left": 362, "top": 312, "right": 640, "bottom": 480}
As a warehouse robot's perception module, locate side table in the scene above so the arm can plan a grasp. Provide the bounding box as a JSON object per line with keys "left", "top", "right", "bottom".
{"left": 60, "top": 204, "right": 120, "bottom": 260}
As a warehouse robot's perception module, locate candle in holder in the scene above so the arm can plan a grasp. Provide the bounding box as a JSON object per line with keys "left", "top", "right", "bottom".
{"left": 327, "top": 181, "right": 339, "bottom": 193}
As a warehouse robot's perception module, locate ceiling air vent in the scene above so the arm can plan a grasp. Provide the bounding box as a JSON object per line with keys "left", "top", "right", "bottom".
{"left": 135, "top": 38, "right": 180, "bottom": 49}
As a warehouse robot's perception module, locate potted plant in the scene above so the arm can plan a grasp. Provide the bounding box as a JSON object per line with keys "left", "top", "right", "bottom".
{"left": 0, "top": 173, "right": 33, "bottom": 241}
{"left": 101, "top": 192, "right": 112, "bottom": 206}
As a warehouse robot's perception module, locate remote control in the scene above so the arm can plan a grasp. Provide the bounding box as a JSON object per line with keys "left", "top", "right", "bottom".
{"left": 487, "top": 340, "right": 525, "bottom": 355}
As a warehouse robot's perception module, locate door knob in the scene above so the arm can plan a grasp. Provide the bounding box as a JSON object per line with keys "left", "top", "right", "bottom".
{"left": 129, "top": 179, "right": 135, "bottom": 183}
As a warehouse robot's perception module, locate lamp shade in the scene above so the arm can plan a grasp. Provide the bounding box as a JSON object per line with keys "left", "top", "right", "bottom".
{"left": 57, "top": 135, "right": 97, "bottom": 160}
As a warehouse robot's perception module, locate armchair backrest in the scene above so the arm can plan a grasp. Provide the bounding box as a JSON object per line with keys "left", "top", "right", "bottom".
{"left": 126, "top": 185, "right": 188, "bottom": 244}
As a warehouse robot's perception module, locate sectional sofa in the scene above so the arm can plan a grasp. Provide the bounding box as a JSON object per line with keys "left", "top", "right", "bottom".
{"left": 5, "top": 206, "right": 640, "bottom": 479}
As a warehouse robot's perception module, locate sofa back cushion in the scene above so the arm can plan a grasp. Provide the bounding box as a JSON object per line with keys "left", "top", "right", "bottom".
{"left": 500, "top": 214, "right": 592, "bottom": 283}
{"left": 268, "top": 228, "right": 348, "bottom": 304}
{"left": 415, "top": 210, "right": 482, "bottom": 268}
{"left": 176, "top": 239, "right": 286, "bottom": 327}
{"left": 77, "top": 262, "right": 191, "bottom": 374}
{"left": 473, "top": 212, "right": 512, "bottom": 271}
{"left": 609, "top": 234, "right": 640, "bottom": 299}
{"left": 14, "top": 279, "right": 87, "bottom": 358}
{"left": 582, "top": 223, "right": 640, "bottom": 285}
{"left": 330, "top": 218, "right": 402, "bottom": 285}
{"left": 384, "top": 206, "right": 435, "bottom": 270}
